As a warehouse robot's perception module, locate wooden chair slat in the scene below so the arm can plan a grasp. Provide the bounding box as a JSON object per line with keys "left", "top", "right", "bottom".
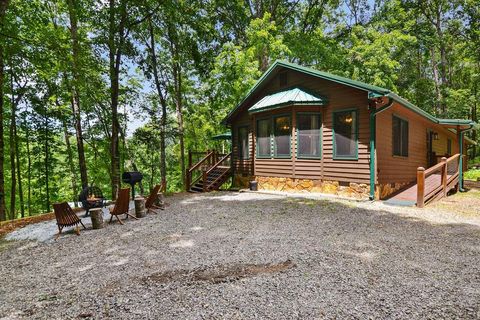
{"left": 145, "top": 185, "right": 161, "bottom": 209}
{"left": 53, "top": 202, "right": 86, "bottom": 240}
{"left": 109, "top": 188, "right": 138, "bottom": 224}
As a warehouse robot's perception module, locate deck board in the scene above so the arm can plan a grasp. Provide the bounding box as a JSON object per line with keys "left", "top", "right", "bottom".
{"left": 384, "top": 173, "right": 453, "bottom": 206}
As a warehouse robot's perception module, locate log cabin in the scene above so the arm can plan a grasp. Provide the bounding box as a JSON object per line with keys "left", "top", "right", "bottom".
{"left": 187, "top": 60, "right": 476, "bottom": 206}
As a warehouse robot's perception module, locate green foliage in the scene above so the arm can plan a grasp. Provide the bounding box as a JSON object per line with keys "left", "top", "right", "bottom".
{"left": 0, "top": 0, "right": 479, "bottom": 219}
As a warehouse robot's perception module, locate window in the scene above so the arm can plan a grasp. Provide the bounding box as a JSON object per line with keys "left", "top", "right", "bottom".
{"left": 447, "top": 139, "right": 452, "bottom": 155}
{"left": 297, "top": 113, "right": 321, "bottom": 158}
{"left": 392, "top": 115, "right": 409, "bottom": 157}
{"left": 237, "top": 126, "right": 249, "bottom": 159}
{"left": 274, "top": 115, "right": 291, "bottom": 157}
{"left": 256, "top": 118, "right": 271, "bottom": 157}
{"left": 333, "top": 109, "right": 358, "bottom": 159}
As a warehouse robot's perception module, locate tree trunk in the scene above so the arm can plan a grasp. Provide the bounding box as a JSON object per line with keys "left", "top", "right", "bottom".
{"left": 430, "top": 47, "right": 442, "bottom": 116}
{"left": 63, "top": 120, "right": 79, "bottom": 206}
{"left": 167, "top": 25, "right": 186, "bottom": 190}
{"left": 0, "top": 0, "right": 10, "bottom": 221}
{"left": 44, "top": 107, "right": 50, "bottom": 213}
{"left": 108, "top": 0, "right": 127, "bottom": 200}
{"left": 147, "top": 18, "right": 167, "bottom": 191}
{"left": 14, "top": 117, "right": 24, "bottom": 217}
{"left": 173, "top": 61, "right": 186, "bottom": 190}
{"left": 67, "top": 0, "right": 88, "bottom": 189}
{"left": 24, "top": 114, "right": 31, "bottom": 216}
{"left": 9, "top": 70, "right": 16, "bottom": 219}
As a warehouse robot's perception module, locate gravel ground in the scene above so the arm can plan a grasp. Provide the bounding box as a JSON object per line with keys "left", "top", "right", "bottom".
{"left": 1, "top": 191, "right": 480, "bottom": 319}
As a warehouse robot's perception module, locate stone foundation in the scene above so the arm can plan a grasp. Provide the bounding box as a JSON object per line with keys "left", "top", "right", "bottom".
{"left": 255, "top": 176, "right": 370, "bottom": 199}
{"left": 377, "top": 182, "right": 410, "bottom": 200}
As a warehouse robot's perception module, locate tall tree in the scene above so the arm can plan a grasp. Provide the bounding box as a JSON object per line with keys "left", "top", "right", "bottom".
{"left": 66, "top": 0, "right": 88, "bottom": 189}
{"left": 0, "top": 0, "right": 9, "bottom": 221}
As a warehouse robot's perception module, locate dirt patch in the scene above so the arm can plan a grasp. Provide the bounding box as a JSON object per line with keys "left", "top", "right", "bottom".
{"left": 143, "top": 260, "right": 295, "bottom": 285}
{"left": 431, "top": 188, "right": 480, "bottom": 217}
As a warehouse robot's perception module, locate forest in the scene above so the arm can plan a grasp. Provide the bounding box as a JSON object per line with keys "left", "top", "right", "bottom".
{"left": 0, "top": 0, "right": 478, "bottom": 221}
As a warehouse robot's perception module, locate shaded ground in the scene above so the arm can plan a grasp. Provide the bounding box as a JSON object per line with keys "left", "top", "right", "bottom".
{"left": 1, "top": 191, "right": 480, "bottom": 319}
{"left": 430, "top": 186, "right": 480, "bottom": 217}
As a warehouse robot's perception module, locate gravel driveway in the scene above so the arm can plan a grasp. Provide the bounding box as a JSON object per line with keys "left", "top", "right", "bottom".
{"left": 1, "top": 191, "right": 479, "bottom": 319}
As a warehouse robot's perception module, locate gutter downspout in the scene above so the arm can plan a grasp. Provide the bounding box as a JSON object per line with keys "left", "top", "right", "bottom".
{"left": 369, "top": 97, "right": 394, "bottom": 200}
{"left": 458, "top": 125, "right": 474, "bottom": 192}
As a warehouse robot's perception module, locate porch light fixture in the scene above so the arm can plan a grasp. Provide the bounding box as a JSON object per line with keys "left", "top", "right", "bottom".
{"left": 433, "top": 132, "right": 439, "bottom": 140}
{"left": 341, "top": 114, "right": 353, "bottom": 124}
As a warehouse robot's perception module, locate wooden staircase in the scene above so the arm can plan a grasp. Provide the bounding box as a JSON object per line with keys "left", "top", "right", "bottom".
{"left": 186, "top": 151, "right": 232, "bottom": 193}
{"left": 385, "top": 153, "right": 462, "bottom": 207}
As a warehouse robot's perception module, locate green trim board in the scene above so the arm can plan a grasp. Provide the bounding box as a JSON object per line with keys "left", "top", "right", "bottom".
{"left": 296, "top": 112, "right": 322, "bottom": 159}
{"left": 369, "top": 97, "right": 394, "bottom": 200}
{"left": 332, "top": 108, "right": 359, "bottom": 160}
{"left": 223, "top": 60, "right": 475, "bottom": 129}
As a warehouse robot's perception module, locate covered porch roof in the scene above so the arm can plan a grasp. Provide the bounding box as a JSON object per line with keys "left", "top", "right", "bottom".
{"left": 248, "top": 87, "right": 327, "bottom": 114}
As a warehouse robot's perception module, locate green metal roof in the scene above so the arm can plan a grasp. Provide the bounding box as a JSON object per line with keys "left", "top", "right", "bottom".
{"left": 248, "top": 87, "right": 326, "bottom": 114}
{"left": 212, "top": 132, "right": 231, "bottom": 140}
{"left": 223, "top": 60, "right": 476, "bottom": 129}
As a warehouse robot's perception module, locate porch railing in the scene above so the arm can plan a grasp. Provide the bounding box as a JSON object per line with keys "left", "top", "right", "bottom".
{"left": 416, "top": 153, "right": 461, "bottom": 207}
{"left": 186, "top": 150, "right": 215, "bottom": 191}
{"left": 203, "top": 152, "right": 232, "bottom": 191}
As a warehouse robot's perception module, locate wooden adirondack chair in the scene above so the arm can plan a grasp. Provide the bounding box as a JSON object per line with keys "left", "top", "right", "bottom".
{"left": 109, "top": 188, "right": 138, "bottom": 225}
{"left": 145, "top": 184, "right": 164, "bottom": 214}
{"left": 53, "top": 202, "right": 87, "bottom": 240}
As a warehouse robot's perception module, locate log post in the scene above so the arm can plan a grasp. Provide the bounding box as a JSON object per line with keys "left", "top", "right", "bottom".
{"left": 417, "top": 167, "right": 425, "bottom": 208}
{"left": 90, "top": 208, "right": 104, "bottom": 229}
{"left": 188, "top": 150, "right": 192, "bottom": 169}
{"left": 186, "top": 170, "right": 191, "bottom": 191}
{"left": 202, "top": 170, "right": 207, "bottom": 192}
{"left": 134, "top": 197, "right": 146, "bottom": 218}
{"left": 441, "top": 157, "right": 447, "bottom": 196}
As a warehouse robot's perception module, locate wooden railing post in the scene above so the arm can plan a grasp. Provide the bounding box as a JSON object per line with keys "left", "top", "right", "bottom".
{"left": 186, "top": 170, "right": 191, "bottom": 191}
{"left": 441, "top": 157, "right": 447, "bottom": 196}
{"left": 188, "top": 150, "right": 192, "bottom": 169}
{"left": 417, "top": 167, "right": 425, "bottom": 208}
{"left": 202, "top": 170, "right": 207, "bottom": 192}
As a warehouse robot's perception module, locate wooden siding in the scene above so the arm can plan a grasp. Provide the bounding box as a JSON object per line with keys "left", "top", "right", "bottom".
{"left": 230, "top": 68, "right": 371, "bottom": 184}
{"left": 376, "top": 102, "right": 460, "bottom": 184}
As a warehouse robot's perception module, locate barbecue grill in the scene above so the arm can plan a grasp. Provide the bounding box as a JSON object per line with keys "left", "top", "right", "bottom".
{"left": 78, "top": 186, "right": 106, "bottom": 216}
{"left": 122, "top": 171, "right": 143, "bottom": 200}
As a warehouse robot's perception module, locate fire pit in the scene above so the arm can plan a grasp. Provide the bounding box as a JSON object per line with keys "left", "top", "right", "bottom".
{"left": 78, "top": 186, "right": 106, "bottom": 217}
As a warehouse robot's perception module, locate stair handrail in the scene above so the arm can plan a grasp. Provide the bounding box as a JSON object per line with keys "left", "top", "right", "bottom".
{"left": 205, "top": 152, "right": 232, "bottom": 176}
{"left": 187, "top": 150, "right": 215, "bottom": 190}
{"left": 417, "top": 153, "right": 461, "bottom": 207}
{"left": 188, "top": 150, "right": 215, "bottom": 173}
{"left": 204, "top": 152, "right": 232, "bottom": 191}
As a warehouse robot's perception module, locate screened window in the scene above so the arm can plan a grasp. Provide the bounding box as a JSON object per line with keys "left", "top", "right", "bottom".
{"left": 256, "top": 119, "right": 271, "bottom": 157}
{"left": 447, "top": 139, "right": 452, "bottom": 155}
{"left": 333, "top": 110, "right": 357, "bottom": 158}
{"left": 274, "top": 116, "right": 291, "bottom": 157}
{"left": 297, "top": 113, "right": 321, "bottom": 158}
{"left": 237, "top": 126, "right": 249, "bottom": 159}
{"left": 392, "top": 115, "right": 409, "bottom": 157}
